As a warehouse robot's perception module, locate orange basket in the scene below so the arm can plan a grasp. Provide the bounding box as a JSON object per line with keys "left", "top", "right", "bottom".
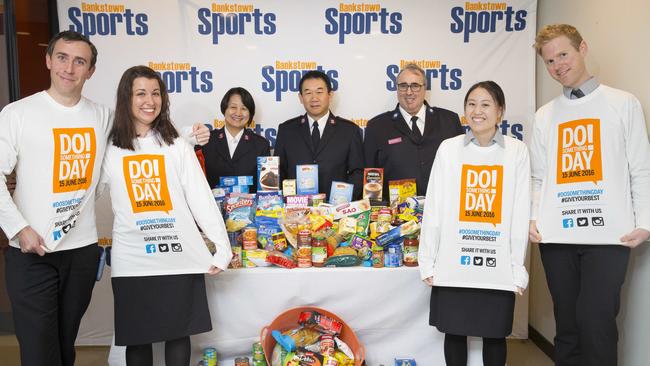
{"left": 259, "top": 306, "right": 365, "bottom": 366}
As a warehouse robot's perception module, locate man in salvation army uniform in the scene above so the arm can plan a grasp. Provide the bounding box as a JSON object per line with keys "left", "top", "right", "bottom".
{"left": 274, "top": 70, "right": 364, "bottom": 199}
{"left": 364, "top": 63, "right": 464, "bottom": 199}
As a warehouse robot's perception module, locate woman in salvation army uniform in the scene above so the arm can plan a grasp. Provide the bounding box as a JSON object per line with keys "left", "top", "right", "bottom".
{"left": 201, "top": 87, "right": 271, "bottom": 192}
{"left": 99, "top": 66, "right": 232, "bottom": 366}
{"left": 418, "top": 81, "right": 530, "bottom": 366}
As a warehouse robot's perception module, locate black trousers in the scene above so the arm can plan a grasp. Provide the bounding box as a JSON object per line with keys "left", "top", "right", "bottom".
{"left": 539, "top": 243, "right": 630, "bottom": 366}
{"left": 5, "top": 244, "right": 100, "bottom": 366}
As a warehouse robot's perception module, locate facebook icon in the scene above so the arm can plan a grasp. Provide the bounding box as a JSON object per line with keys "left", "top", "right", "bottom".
{"left": 460, "top": 256, "right": 471, "bottom": 265}
{"left": 563, "top": 218, "right": 574, "bottom": 228}
{"left": 145, "top": 244, "right": 156, "bottom": 254}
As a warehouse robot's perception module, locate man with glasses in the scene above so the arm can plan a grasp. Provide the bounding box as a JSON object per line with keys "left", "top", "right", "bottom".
{"left": 364, "top": 63, "right": 463, "bottom": 199}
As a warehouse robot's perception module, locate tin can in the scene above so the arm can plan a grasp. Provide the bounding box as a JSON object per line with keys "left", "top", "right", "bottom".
{"left": 297, "top": 246, "right": 313, "bottom": 268}
{"left": 242, "top": 227, "right": 258, "bottom": 250}
{"left": 403, "top": 236, "right": 419, "bottom": 267}
{"left": 252, "top": 341, "right": 265, "bottom": 364}
{"left": 202, "top": 347, "right": 217, "bottom": 366}
{"left": 235, "top": 356, "right": 250, "bottom": 366}
{"left": 372, "top": 244, "right": 384, "bottom": 268}
{"left": 320, "top": 334, "right": 335, "bottom": 357}
{"left": 297, "top": 230, "right": 312, "bottom": 247}
{"left": 311, "top": 238, "right": 327, "bottom": 267}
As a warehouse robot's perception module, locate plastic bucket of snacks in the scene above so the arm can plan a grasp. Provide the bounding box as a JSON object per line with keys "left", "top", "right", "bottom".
{"left": 260, "top": 306, "right": 365, "bottom": 366}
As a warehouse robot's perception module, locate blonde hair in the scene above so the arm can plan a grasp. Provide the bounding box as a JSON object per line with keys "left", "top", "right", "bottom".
{"left": 534, "top": 24, "right": 583, "bottom": 56}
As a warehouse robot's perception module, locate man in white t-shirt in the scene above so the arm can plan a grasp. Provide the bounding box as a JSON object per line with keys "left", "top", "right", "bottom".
{"left": 0, "top": 31, "right": 209, "bottom": 366}
{"left": 529, "top": 24, "right": 650, "bottom": 366}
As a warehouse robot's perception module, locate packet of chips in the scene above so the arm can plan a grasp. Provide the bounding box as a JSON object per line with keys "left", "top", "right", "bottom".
{"left": 298, "top": 311, "right": 343, "bottom": 335}
{"left": 224, "top": 193, "right": 256, "bottom": 232}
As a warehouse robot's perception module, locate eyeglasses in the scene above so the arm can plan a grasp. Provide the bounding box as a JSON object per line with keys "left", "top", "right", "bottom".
{"left": 397, "top": 83, "right": 424, "bottom": 92}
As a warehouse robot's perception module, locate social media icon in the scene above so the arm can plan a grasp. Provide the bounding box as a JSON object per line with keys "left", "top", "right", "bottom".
{"left": 592, "top": 217, "right": 604, "bottom": 226}
{"left": 460, "top": 256, "right": 471, "bottom": 265}
{"left": 171, "top": 243, "right": 183, "bottom": 252}
{"left": 473, "top": 256, "right": 483, "bottom": 266}
{"left": 577, "top": 217, "right": 589, "bottom": 227}
{"left": 486, "top": 257, "right": 496, "bottom": 267}
{"left": 563, "top": 218, "right": 574, "bottom": 228}
{"left": 158, "top": 244, "right": 169, "bottom": 252}
{"left": 145, "top": 244, "right": 156, "bottom": 254}
{"left": 53, "top": 230, "right": 62, "bottom": 241}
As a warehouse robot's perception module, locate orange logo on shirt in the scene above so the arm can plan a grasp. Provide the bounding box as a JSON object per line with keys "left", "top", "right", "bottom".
{"left": 459, "top": 165, "right": 503, "bottom": 226}
{"left": 123, "top": 155, "right": 172, "bottom": 213}
{"left": 52, "top": 128, "right": 96, "bottom": 193}
{"left": 556, "top": 119, "right": 602, "bottom": 184}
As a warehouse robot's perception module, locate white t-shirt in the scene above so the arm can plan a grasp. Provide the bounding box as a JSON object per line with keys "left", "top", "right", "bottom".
{"left": 530, "top": 85, "right": 650, "bottom": 244}
{"left": 100, "top": 134, "right": 232, "bottom": 277}
{"left": 419, "top": 135, "right": 530, "bottom": 291}
{"left": 0, "top": 91, "right": 111, "bottom": 251}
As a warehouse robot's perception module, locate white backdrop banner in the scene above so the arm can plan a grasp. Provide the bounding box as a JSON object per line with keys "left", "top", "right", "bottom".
{"left": 58, "top": 0, "right": 537, "bottom": 346}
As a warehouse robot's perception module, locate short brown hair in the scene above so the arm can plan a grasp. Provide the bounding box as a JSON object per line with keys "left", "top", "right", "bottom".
{"left": 109, "top": 66, "right": 178, "bottom": 151}
{"left": 47, "top": 31, "right": 98, "bottom": 67}
{"left": 534, "top": 24, "right": 583, "bottom": 56}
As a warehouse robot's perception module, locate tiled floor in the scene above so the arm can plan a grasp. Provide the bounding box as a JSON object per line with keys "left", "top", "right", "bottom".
{"left": 0, "top": 334, "right": 553, "bottom": 365}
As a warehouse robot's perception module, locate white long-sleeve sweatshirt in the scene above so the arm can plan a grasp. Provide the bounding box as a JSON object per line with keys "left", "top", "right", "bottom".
{"left": 0, "top": 91, "right": 111, "bottom": 251}
{"left": 100, "top": 134, "right": 232, "bottom": 277}
{"left": 530, "top": 85, "right": 650, "bottom": 244}
{"left": 419, "top": 135, "right": 530, "bottom": 291}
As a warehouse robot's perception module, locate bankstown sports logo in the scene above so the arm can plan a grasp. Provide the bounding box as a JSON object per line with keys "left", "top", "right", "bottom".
{"left": 67, "top": 3, "right": 148, "bottom": 37}
{"left": 450, "top": 1, "right": 528, "bottom": 42}
{"left": 197, "top": 3, "right": 276, "bottom": 45}
{"left": 261, "top": 61, "right": 339, "bottom": 102}
{"left": 386, "top": 60, "right": 462, "bottom": 92}
{"left": 460, "top": 116, "right": 524, "bottom": 140}
{"left": 324, "top": 3, "right": 402, "bottom": 44}
{"left": 148, "top": 62, "right": 213, "bottom": 94}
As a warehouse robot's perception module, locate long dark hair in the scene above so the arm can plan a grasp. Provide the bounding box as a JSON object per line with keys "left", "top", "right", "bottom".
{"left": 109, "top": 66, "right": 178, "bottom": 150}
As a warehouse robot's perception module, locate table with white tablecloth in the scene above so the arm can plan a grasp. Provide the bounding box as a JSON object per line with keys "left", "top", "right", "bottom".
{"left": 79, "top": 265, "right": 525, "bottom": 365}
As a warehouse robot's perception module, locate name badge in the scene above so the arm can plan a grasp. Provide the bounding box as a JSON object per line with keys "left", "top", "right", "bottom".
{"left": 388, "top": 137, "right": 402, "bottom": 145}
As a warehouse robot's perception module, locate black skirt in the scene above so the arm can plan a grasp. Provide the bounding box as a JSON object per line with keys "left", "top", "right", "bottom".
{"left": 112, "top": 273, "right": 212, "bottom": 346}
{"left": 429, "top": 286, "right": 515, "bottom": 338}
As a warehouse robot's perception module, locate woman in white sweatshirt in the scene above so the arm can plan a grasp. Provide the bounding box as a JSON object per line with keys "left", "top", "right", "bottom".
{"left": 418, "top": 81, "right": 530, "bottom": 366}
{"left": 100, "top": 65, "right": 232, "bottom": 366}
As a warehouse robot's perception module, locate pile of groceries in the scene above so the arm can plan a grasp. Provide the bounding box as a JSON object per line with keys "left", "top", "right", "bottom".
{"left": 267, "top": 310, "right": 356, "bottom": 366}
{"left": 204, "top": 158, "right": 424, "bottom": 270}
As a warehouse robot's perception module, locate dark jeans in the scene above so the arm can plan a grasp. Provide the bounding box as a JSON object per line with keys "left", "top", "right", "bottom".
{"left": 5, "top": 244, "right": 100, "bottom": 366}
{"left": 540, "top": 243, "right": 629, "bottom": 366}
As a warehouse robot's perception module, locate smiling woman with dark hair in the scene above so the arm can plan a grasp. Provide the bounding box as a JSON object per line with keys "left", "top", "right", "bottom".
{"left": 419, "top": 80, "right": 530, "bottom": 366}
{"left": 201, "top": 87, "right": 271, "bottom": 192}
{"left": 100, "top": 65, "right": 232, "bottom": 366}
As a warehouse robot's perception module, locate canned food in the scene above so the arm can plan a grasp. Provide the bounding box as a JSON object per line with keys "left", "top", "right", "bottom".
{"left": 252, "top": 341, "right": 265, "bottom": 362}
{"left": 403, "top": 236, "right": 419, "bottom": 267}
{"left": 242, "top": 227, "right": 258, "bottom": 250}
{"left": 297, "top": 246, "right": 312, "bottom": 268}
{"left": 297, "top": 230, "right": 311, "bottom": 247}
{"left": 202, "top": 347, "right": 217, "bottom": 366}
{"left": 235, "top": 357, "right": 250, "bottom": 366}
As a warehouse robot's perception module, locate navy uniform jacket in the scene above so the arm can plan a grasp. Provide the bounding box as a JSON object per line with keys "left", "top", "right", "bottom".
{"left": 364, "top": 103, "right": 464, "bottom": 198}
{"left": 201, "top": 127, "right": 271, "bottom": 192}
{"left": 274, "top": 113, "right": 365, "bottom": 199}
